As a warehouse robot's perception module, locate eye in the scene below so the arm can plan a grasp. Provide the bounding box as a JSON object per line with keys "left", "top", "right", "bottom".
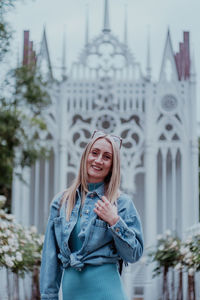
{"left": 91, "top": 150, "right": 98, "bottom": 155}
{"left": 104, "top": 155, "right": 112, "bottom": 160}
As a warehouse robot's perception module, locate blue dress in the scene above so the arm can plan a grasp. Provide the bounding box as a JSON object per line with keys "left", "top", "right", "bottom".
{"left": 62, "top": 182, "right": 128, "bottom": 300}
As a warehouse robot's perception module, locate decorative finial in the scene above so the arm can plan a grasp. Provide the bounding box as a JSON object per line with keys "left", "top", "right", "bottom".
{"left": 146, "top": 25, "right": 151, "bottom": 81}
{"left": 102, "top": 0, "right": 111, "bottom": 33}
{"left": 62, "top": 27, "right": 67, "bottom": 80}
{"left": 85, "top": 3, "right": 89, "bottom": 45}
{"left": 124, "top": 3, "right": 128, "bottom": 45}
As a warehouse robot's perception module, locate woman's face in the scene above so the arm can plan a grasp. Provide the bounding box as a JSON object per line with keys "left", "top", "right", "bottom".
{"left": 87, "top": 138, "right": 113, "bottom": 183}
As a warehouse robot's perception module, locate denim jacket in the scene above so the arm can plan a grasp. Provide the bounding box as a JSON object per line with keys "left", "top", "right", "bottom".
{"left": 40, "top": 183, "right": 144, "bottom": 300}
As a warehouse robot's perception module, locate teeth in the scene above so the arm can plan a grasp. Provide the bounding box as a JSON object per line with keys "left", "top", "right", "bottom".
{"left": 92, "top": 166, "right": 101, "bottom": 170}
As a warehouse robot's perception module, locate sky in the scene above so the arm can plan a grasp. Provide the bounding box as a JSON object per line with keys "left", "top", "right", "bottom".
{"left": 6, "top": 0, "right": 200, "bottom": 121}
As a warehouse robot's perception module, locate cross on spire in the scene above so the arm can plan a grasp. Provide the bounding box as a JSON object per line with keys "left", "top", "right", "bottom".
{"left": 102, "top": 0, "right": 111, "bottom": 33}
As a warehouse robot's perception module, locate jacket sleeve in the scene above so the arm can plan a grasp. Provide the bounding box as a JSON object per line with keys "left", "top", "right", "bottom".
{"left": 40, "top": 194, "right": 63, "bottom": 300}
{"left": 108, "top": 194, "right": 144, "bottom": 263}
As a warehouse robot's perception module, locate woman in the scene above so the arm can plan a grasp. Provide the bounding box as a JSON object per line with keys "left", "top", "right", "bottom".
{"left": 40, "top": 130, "right": 144, "bottom": 300}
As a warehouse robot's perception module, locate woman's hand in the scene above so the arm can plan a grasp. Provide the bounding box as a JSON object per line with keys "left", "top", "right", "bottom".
{"left": 94, "top": 196, "right": 120, "bottom": 226}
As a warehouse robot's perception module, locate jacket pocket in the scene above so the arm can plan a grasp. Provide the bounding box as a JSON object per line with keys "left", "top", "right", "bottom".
{"left": 87, "top": 218, "right": 112, "bottom": 251}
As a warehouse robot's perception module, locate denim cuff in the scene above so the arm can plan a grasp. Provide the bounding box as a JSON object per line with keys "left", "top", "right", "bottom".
{"left": 109, "top": 217, "right": 125, "bottom": 236}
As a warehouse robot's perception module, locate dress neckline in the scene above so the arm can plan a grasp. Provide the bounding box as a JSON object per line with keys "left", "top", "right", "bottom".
{"left": 87, "top": 182, "right": 104, "bottom": 191}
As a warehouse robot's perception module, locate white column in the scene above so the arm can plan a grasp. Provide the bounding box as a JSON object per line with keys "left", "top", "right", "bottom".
{"left": 189, "top": 66, "right": 199, "bottom": 224}
{"left": 12, "top": 168, "right": 20, "bottom": 218}
{"left": 58, "top": 140, "right": 67, "bottom": 191}
{"left": 181, "top": 147, "right": 191, "bottom": 233}
{"left": 58, "top": 83, "right": 68, "bottom": 191}
{"left": 34, "top": 160, "right": 40, "bottom": 227}
{"left": 144, "top": 83, "right": 158, "bottom": 300}
{"left": 191, "top": 143, "right": 199, "bottom": 223}
{"left": 12, "top": 165, "right": 23, "bottom": 223}
{"left": 171, "top": 148, "right": 177, "bottom": 232}
{"left": 22, "top": 167, "right": 31, "bottom": 226}
{"left": 145, "top": 144, "right": 157, "bottom": 246}
{"left": 161, "top": 147, "right": 167, "bottom": 231}
{"left": 54, "top": 146, "right": 59, "bottom": 193}
{"left": 144, "top": 143, "right": 157, "bottom": 300}
{"left": 44, "top": 159, "right": 49, "bottom": 229}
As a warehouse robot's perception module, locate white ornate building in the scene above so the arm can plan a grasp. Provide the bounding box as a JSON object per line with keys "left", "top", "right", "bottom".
{"left": 11, "top": 1, "right": 199, "bottom": 299}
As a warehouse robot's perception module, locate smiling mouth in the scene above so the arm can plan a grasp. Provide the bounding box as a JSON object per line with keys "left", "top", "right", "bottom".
{"left": 92, "top": 165, "right": 102, "bottom": 171}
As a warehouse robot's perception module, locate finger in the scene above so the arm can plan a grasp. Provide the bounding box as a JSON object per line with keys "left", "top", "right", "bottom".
{"left": 101, "top": 196, "right": 109, "bottom": 206}
{"left": 102, "top": 196, "right": 108, "bottom": 202}
{"left": 97, "top": 200, "right": 105, "bottom": 208}
{"left": 95, "top": 203, "right": 102, "bottom": 211}
{"left": 93, "top": 207, "right": 102, "bottom": 216}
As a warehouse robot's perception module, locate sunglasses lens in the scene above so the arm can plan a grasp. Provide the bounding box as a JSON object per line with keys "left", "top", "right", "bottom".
{"left": 92, "top": 131, "right": 122, "bottom": 149}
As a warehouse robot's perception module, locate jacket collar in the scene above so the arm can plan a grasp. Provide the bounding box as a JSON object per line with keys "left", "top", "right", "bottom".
{"left": 76, "top": 182, "right": 105, "bottom": 199}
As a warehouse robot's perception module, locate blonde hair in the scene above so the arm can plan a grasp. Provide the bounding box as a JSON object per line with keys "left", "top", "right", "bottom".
{"left": 61, "top": 133, "right": 121, "bottom": 221}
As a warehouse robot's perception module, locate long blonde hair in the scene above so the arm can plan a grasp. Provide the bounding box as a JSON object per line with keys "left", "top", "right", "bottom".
{"left": 61, "top": 133, "right": 121, "bottom": 221}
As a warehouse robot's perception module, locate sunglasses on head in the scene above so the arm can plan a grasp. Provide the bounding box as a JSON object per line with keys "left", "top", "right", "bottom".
{"left": 91, "top": 130, "right": 122, "bottom": 149}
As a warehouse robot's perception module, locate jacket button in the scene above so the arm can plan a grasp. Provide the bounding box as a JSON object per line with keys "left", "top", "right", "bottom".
{"left": 89, "top": 193, "right": 95, "bottom": 198}
{"left": 115, "top": 227, "right": 120, "bottom": 233}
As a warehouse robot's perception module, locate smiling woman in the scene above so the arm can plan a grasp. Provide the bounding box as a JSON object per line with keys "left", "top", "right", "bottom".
{"left": 40, "top": 130, "right": 144, "bottom": 300}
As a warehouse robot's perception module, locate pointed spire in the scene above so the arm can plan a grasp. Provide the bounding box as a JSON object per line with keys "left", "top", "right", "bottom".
{"left": 62, "top": 28, "right": 67, "bottom": 80}
{"left": 102, "top": 0, "right": 111, "bottom": 33}
{"left": 146, "top": 26, "right": 151, "bottom": 81}
{"left": 37, "top": 26, "right": 53, "bottom": 79}
{"left": 85, "top": 3, "right": 89, "bottom": 45}
{"left": 159, "top": 28, "right": 178, "bottom": 82}
{"left": 124, "top": 4, "right": 128, "bottom": 45}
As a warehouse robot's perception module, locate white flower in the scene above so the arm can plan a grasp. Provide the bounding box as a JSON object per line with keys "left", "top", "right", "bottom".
{"left": 4, "top": 254, "right": 14, "bottom": 268}
{"left": 185, "top": 237, "right": 192, "bottom": 244}
{"left": 0, "top": 221, "right": 8, "bottom": 229}
{"left": 180, "top": 246, "right": 189, "bottom": 255}
{"left": 185, "top": 252, "right": 192, "bottom": 259}
{"left": 7, "top": 237, "right": 17, "bottom": 246}
{"left": 2, "top": 245, "right": 10, "bottom": 252}
{"left": 0, "top": 195, "right": 6, "bottom": 206}
{"left": 16, "top": 252, "right": 23, "bottom": 262}
{"left": 5, "top": 214, "right": 14, "bottom": 221}
{"left": 169, "top": 240, "right": 178, "bottom": 249}
{"left": 4, "top": 229, "right": 12, "bottom": 237}
{"left": 30, "top": 226, "right": 37, "bottom": 233}
{"left": 36, "top": 236, "right": 44, "bottom": 245}
{"left": 175, "top": 263, "right": 182, "bottom": 271}
{"left": 158, "top": 245, "right": 164, "bottom": 251}
{"left": 188, "top": 268, "right": 195, "bottom": 276}
{"left": 165, "top": 230, "right": 172, "bottom": 236}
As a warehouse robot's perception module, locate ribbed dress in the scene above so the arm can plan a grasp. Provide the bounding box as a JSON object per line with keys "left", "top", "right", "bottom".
{"left": 62, "top": 182, "right": 128, "bottom": 300}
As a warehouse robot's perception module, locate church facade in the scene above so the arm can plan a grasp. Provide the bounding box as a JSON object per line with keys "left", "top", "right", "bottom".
{"left": 12, "top": 1, "right": 199, "bottom": 299}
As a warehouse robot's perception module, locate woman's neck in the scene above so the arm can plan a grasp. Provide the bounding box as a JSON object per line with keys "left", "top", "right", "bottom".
{"left": 87, "top": 181, "right": 103, "bottom": 191}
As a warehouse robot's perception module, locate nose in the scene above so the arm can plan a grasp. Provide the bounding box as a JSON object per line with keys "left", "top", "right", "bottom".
{"left": 95, "top": 155, "right": 103, "bottom": 164}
